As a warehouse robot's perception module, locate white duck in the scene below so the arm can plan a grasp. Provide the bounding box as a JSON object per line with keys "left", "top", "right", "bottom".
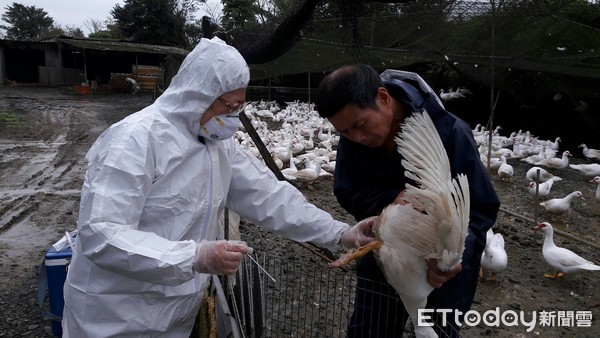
{"left": 590, "top": 176, "right": 600, "bottom": 200}
{"left": 480, "top": 228, "right": 508, "bottom": 281}
{"left": 520, "top": 147, "right": 546, "bottom": 165}
{"left": 546, "top": 136, "right": 561, "bottom": 151}
{"left": 281, "top": 152, "right": 299, "bottom": 181}
{"left": 537, "top": 222, "right": 600, "bottom": 278}
{"left": 539, "top": 191, "right": 585, "bottom": 221}
{"left": 569, "top": 163, "right": 600, "bottom": 177}
{"left": 321, "top": 159, "right": 336, "bottom": 174}
{"left": 288, "top": 157, "right": 323, "bottom": 187}
{"left": 533, "top": 150, "right": 572, "bottom": 170}
{"left": 526, "top": 166, "right": 562, "bottom": 183}
{"left": 330, "top": 111, "right": 470, "bottom": 338}
{"left": 485, "top": 156, "right": 503, "bottom": 171}
{"left": 497, "top": 155, "right": 513, "bottom": 181}
{"left": 579, "top": 143, "right": 600, "bottom": 161}
{"left": 527, "top": 177, "right": 559, "bottom": 199}
{"left": 439, "top": 88, "right": 465, "bottom": 101}
{"left": 270, "top": 144, "right": 292, "bottom": 164}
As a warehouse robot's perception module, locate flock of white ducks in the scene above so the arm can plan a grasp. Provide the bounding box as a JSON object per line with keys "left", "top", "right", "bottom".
{"left": 235, "top": 100, "right": 338, "bottom": 187}
{"left": 234, "top": 101, "right": 599, "bottom": 283}
{"left": 474, "top": 123, "right": 599, "bottom": 280}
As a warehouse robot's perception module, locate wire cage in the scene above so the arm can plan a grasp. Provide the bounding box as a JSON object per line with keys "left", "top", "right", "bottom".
{"left": 227, "top": 253, "right": 460, "bottom": 338}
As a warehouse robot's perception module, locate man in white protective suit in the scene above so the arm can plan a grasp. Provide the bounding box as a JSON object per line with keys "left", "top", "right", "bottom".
{"left": 61, "top": 37, "right": 376, "bottom": 337}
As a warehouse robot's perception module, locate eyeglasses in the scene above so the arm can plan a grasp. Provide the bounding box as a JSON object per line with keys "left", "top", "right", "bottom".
{"left": 218, "top": 96, "right": 247, "bottom": 116}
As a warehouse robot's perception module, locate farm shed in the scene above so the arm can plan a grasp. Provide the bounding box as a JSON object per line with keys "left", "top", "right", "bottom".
{"left": 0, "top": 36, "right": 188, "bottom": 90}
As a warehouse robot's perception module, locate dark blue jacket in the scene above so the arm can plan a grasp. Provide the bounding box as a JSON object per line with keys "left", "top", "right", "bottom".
{"left": 334, "top": 75, "right": 500, "bottom": 319}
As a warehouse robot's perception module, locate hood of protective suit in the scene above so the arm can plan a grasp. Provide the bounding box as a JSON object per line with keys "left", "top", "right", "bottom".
{"left": 154, "top": 37, "right": 250, "bottom": 137}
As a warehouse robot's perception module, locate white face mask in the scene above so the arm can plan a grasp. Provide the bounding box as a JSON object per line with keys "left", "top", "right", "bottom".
{"left": 199, "top": 114, "right": 241, "bottom": 140}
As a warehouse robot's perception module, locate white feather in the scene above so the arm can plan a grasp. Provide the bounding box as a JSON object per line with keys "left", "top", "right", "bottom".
{"left": 376, "top": 110, "right": 470, "bottom": 338}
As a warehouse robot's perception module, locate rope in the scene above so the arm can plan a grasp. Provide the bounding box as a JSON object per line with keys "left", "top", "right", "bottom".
{"left": 499, "top": 206, "right": 600, "bottom": 251}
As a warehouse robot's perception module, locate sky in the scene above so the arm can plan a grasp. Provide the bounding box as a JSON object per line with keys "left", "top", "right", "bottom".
{"left": 1, "top": 0, "right": 222, "bottom": 35}
{"left": 3, "top": 1, "right": 125, "bottom": 34}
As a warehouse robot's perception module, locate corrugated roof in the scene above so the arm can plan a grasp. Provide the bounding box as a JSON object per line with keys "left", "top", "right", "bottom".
{"left": 49, "top": 37, "right": 189, "bottom": 56}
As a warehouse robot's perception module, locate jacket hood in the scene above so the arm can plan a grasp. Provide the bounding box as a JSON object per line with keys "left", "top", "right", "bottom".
{"left": 380, "top": 69, "right": 444, "bottom": 109}
{"left": 154, "top": 37, "right": 250, "bottom": 136}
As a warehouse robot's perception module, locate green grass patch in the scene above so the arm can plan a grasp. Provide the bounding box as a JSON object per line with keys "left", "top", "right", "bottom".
{"left": 0, "top": 111, "right": 26, "bottom": 128}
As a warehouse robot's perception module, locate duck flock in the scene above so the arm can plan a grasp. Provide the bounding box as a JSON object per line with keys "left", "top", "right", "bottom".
{"left": 235, "top": 100, "right": 339, "bottom": 186}
{"left": 473, "top": 124, "right": 600, "bottom": 280}
{"left": 235, "top": 100, "right": 600, "bottom": 280}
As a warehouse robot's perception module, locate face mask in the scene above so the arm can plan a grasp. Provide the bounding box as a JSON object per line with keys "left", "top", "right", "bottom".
{"left": 199, "top": 114, "right": 241, "bottom": 141}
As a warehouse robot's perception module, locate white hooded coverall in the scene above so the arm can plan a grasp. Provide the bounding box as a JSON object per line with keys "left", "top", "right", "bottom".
{"left": 62, "top": 37, "right": 349, "bottom": 337}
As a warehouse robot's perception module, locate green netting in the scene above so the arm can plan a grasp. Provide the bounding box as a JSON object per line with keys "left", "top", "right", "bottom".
{"left": 248, "top": 0, "right": 600, "bottom": 84}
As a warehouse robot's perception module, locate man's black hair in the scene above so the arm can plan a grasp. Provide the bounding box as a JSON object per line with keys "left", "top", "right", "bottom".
{"left": 315, "top": 64, "right": 383, "bottom": 118}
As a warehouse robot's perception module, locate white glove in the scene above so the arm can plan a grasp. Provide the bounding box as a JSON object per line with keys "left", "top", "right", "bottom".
{"left": 193, "top": 240, "right": 253, "bottom": 275}
{"left": 340, "top": 216, "right": 378, "bottom": 249}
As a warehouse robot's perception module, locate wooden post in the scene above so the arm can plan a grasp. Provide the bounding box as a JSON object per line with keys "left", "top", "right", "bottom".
{"left": 238, "top": 112, "right": 287, "bottom": 182}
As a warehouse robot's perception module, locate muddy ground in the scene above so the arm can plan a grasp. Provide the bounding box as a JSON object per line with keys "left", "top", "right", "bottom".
{"left": 0, "top": 86, "right": 598, "bottom": 337}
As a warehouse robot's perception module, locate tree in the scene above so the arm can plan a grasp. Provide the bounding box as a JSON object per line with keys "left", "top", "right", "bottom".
{"left": 63, "top": 25, "right": 85, "bottom": 38}
{"left": 222, "top": 0, "right": 257, "bottom": 29}
{"left": 84, "top": 18, "right": 106, "bottom": 36}
{"left": 0, "top": 2, "right": 54, "bottom": 40}
{"left": 111, "top": 0, "right": 200, "bottom": 48}
{"left": 87, "top": 18, "right": 123, "bottom": 39}
{"left": 199, "top": 1, "right": 224, "bottom": 23}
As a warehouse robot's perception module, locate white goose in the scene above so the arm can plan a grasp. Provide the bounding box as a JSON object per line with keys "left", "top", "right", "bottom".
{"left": 539, "top": 191, "right": 585, "bottom": 221}
{"left": 537, "top": 222, "right": 600, "bottom": 278}
{"left": 590, "top": 176, "right": 600, "bottom": 200}
{"left": 480, "top": 228, "right": 508, "bottom": 281}
{"left": 568, "top": 163, "right": 600, "bottom": 177}
{"left": 330, "top": 111, "right": 470, "bottom": 338}
{"left": 580, "top": 143, "right": 600, "bottom": 161}
{"left": 526, "top": 166, "right": 562, "bottom": 183}
{"left": 533, "top": 150, "right": 572, "bottom": 170}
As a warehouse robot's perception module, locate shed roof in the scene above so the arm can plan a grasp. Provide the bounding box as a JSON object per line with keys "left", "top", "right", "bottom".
{"left": 45, "top": 36, "right": 189, "bottom": 56}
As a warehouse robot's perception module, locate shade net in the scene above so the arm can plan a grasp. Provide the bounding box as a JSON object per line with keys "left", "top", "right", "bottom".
{"left": 246, "top": 0, "right": 600, "bottom": 90}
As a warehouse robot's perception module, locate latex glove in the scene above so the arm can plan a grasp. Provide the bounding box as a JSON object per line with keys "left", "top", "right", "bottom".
{"left": 339, "top": 216, "right": 379, "bottom": 249}
{"left": 193, "top": 240, "right": 253, "bottom": 275}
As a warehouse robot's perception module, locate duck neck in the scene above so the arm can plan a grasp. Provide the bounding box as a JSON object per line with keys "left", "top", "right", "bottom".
{"left": 313, "top": 163, "right": 322, "bottom": 176}
{"left": 543, "top": 229, "right": 556, "bottom": 249}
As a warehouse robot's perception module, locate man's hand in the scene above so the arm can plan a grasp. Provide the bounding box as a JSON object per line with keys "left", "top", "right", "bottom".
{"left": 426, "top": 259, "right": 462, "bottom": 288}
{"left": 394, "top": 190, "right": 408, "bottom": 205}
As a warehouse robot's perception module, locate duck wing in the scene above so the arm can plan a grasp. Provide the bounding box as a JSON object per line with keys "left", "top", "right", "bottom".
{"left": 375, "top": 110, "right": 471, "bottom": 338}
{"left": 390, "top": 110, "right": 471, "bottom": 269}
{"left": 545, "top": 246, "right": 600, "bottom": 271}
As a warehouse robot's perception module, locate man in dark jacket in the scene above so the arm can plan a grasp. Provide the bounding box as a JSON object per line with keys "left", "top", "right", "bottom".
{"left": 315, "top": 64, "right": 500, "bottom": 337}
